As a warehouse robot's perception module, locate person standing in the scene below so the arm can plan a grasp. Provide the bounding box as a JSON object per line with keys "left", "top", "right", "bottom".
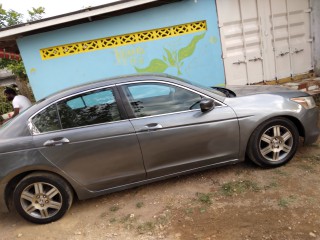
{"left": 3, "top": 87, "right": 32, "bottom": 119}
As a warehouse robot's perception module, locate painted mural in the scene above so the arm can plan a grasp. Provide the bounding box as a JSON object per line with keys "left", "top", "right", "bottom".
{"left": 135, "top": 33, "right": 205, "bottom": 76}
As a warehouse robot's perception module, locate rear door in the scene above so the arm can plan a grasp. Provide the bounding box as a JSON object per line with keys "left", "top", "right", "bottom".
{"left": 118, "top": 81, "right": 239, "bottom": 179}
{"left": 30, "top": 86, "right": 145, "bottom": 191}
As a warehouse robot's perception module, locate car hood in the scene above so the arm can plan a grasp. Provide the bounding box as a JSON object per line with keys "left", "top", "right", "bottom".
{"left": 224, "top": 85, "right": 309, "bottom": 97}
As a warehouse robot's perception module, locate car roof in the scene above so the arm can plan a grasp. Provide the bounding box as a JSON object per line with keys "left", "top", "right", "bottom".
{"left": 0, "top": 74, "right": 226, "bottom": 139}
{"left": 41, "top": 73, "right": 182, "bottom": 101}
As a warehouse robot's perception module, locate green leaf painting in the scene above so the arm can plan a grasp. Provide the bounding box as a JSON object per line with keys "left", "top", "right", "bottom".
{"left": 135, "top": 32, "right": 206, "bottom": 75}
{"left": 178, "top": 33, "right": 205, "bottom": 62}
{"left": 164, "top": 48, "right": 175, "bottom": 66}
{"left": 135, "top": 59, "right": 168, "bottom": 73}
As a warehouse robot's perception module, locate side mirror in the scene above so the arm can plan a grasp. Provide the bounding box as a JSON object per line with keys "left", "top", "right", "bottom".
{"left": 200, "top": 98, "right": 215, "bottom": 112}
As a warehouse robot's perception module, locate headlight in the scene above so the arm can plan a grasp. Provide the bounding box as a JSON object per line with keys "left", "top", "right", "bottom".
{"left": 291, "top": 96, "right": 316, "bottom": 109}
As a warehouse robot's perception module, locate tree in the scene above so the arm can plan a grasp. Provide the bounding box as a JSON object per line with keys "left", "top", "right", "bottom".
{"left": 0, "top": 5, "right": 45, "bottom": 114}
{"left": 27, "top": 7, "right": 45, "bottom": 22}
{"left": 0, "top": 5, "right": 23, "bottom": 28}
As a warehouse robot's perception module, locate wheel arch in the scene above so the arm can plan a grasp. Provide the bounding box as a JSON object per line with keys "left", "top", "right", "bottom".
{"left": 245, "top": 115, "right": 304, "bottom": 151}
{"left": 245, "top": 115, "right": 301, "bottom": 167}
{"left": 4, "top": 170, "right": 78, "bottom": 211}
{"left": 282, "top": 115, "right": 305, "bottom": 138}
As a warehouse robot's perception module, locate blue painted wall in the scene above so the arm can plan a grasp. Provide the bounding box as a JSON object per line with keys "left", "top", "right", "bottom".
{"left": 17, "top": 0, "right": 225, "bottom": 100}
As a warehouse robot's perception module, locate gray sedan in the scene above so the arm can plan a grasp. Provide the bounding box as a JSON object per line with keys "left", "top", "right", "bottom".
{"left": 0, "top": 74, "right": 319, "bottom": 224}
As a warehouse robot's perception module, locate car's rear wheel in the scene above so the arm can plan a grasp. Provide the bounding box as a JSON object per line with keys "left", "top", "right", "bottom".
{"left": 13, "top": 172, "right": 73, "bottom": 224}
{"left": 247, "top": 118, "right": 299, "bottom": 167}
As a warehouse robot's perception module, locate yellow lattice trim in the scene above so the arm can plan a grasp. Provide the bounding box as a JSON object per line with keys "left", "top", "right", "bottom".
{"left": 40, "top": 20, "right": 207, "bottom": 60}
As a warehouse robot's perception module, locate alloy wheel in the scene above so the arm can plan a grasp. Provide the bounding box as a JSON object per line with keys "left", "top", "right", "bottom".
{"left": 20, "top": 182, "right": 63, "bottom": 219}
{"left": 259, "top": 125, "right": 293, "bottom": 162}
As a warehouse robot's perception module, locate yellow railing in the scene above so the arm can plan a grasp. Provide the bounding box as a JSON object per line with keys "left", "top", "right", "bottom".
{"left": 40, "top": 20, "right": 207, "bottom": 60}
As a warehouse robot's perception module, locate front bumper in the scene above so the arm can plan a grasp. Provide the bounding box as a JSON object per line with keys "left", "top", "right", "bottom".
{"left": 302, "top": 107, "right": 320, "bottom": 145}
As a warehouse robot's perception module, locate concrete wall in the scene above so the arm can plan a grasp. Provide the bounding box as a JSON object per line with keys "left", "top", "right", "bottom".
{"left": 17, "top": 0, "right": 225, "bottom": 100}
{"left": 312, "top": 0, "right": 320, "bottom": 76}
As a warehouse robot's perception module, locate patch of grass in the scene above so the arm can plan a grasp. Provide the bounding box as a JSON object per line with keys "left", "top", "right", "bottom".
{"left": 109, "top": 205, "right": 120, "bottom": 212}
{"left": 296, "top": 163, "right": 315, "bottom": 172}
{"left": 165, "top": 205, "right": 173, "bottom": 210}
{"left": 155, "top": 212, "right": 170, "bottom": 225}
{"left": 196, "top": 192, "right": 212, "bottom": 204}
{"left": 278, "top": 198, "right": 289, "bottom": 208}
{"left": 272, "top": 169, "right": 289, "bottom": 176}
{"left": 264, "top": 181, "right": 278, "bottom": 190}
{"left": 137, "top": 221, "right": 155, "bottom": 234}
{"left": 278, "top": 195, "right": 297, "bottom": 208}
{"left": 100, "top": 212, "right": 107, "bottom": 218}
{"left": 120, "top": 214, "right": 136, "bottom": 230}
{"left": 109, "top": 218, "right": 116, "bottom": 223}
{"left": 235, "top": 169, "right": 244, "bottom": 176}
{"left": 136, "top": 202, "right": 144, "bottom": 208}
{"left": 185, "top": 208, "right": 194, "bottom": 214}
{"left": 221, "top": 180, "right": 260, "bottom": 196}
{"left": 199, "top": 207, "right": 206, "bottom": 213}
{"left": 120, "top": 214, "right": 131, "bottom": 223}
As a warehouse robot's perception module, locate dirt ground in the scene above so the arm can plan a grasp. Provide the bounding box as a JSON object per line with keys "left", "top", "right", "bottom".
{"left": 1, "top": 117, "right": 320, "bottom": 240}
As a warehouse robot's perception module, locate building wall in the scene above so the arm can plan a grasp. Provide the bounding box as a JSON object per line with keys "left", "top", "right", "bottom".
{"left": 312, "top": 0, "right": 320, "bottom": 76}
{"left": 17, "top": 0, "right": 225, "bottom": 100}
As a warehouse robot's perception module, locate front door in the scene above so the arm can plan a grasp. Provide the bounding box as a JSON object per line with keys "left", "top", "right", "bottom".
{"left": 118, "top": 81, "right": 239, "bottom": 179}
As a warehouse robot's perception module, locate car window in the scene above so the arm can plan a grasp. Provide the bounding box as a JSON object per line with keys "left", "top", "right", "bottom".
{"left": 31, "top": 104, "right": 61, "bottom": 133}
{"left": 57, "top": 88, "right": 121, "bottom": 129}
{"left": 122, "top": 83, "right": 202, "bottom": 117}
{"left": 128, "top": 85, "right": 171, "bottom": 98}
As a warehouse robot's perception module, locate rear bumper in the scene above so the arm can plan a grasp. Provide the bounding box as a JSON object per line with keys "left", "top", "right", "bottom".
{"left": 303, "top": 108, "right": 320, "bottom": 145}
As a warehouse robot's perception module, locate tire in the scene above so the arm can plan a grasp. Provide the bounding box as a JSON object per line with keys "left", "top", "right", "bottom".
{"left": 13, "top": 172, "right": 73, "bottom": 224}
{"left": 247, "top": 118, "right": 299, "bottom": 168}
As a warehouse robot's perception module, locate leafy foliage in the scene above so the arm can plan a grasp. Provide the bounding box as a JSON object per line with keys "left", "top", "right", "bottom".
{"left": 0, "top": 5, "right": 45, "bottom": 115}
{"left": 0, "top": 4, "right": 45, "bottom": 28}
{"left": 0, "top": 86, "right": 13, "bottom": 115}
{"left": 27, "top": 7, "right": 45, "bottom": 22}
{"left": 0, "top": 4, "right": 45, "bottom": 79}
{"left": 0, "top": 59, "right": 26, "bottom": 78}
{"left": 0, "top": 4, "right": 23, "bottom": 28}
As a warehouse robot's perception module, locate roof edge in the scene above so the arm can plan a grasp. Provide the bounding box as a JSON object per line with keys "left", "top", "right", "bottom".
{"left": 0, "top": 0, "right": 161, "bottom": 39}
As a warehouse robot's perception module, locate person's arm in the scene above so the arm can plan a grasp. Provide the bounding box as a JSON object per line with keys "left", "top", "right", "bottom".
{"left": 12, "top": 108, "right": 20, "bottom": 118}
{"left": 1, "top": 108, "right": 20, "bottom": 125}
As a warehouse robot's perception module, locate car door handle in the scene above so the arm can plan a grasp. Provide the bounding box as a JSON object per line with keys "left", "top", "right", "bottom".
{"left": 43, "top": 137, "right": 70, "bottom": 147}
{"left": 139, "top": 123, "right": 163, "bottom": 132}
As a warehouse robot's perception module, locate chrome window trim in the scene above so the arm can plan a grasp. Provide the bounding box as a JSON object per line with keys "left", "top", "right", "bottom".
{"left": 127, "top": 106, "right": 226, "bottom": 121}
{"left": 116, "top": 80, "right": 226, "bottom": 119}
{"left": 28, "top": 80, "right": 227, "bottom": 135}
{"left": 29, "top": 118, "right": 130, "bottom": 136}
{"left": 116, "top": 80, "right": 226, "bottom": 106}
{"left": 28, "top": 84, "right": 117, "bottom": 135}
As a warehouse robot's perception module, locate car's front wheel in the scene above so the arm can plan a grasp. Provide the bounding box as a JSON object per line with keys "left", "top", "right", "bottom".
{"left": 247, "top": 118, "right": 299, "bottom": 167}
{"left": 13, "top": 172, "right": 73, "bottom": 224}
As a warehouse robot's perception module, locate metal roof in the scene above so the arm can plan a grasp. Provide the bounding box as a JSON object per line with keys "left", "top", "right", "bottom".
{"left": 0, "top": 0, "right": 181, "bottom": 53}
